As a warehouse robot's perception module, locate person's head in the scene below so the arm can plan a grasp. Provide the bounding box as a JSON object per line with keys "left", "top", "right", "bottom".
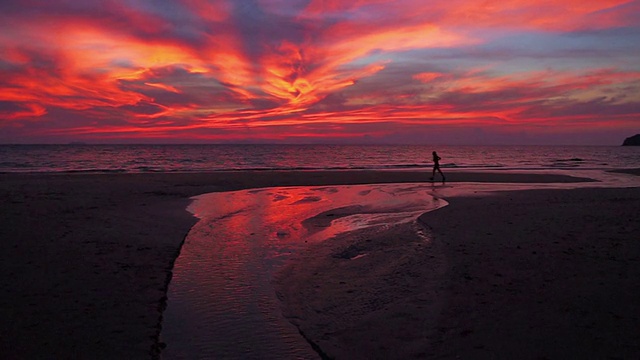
{"left": 432, "top": 151, "right": 437, "bottom": 156}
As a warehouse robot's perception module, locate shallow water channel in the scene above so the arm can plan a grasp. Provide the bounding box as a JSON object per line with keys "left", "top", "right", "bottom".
{"left": 160, "top": 183, "right": 447, "bottom": 359}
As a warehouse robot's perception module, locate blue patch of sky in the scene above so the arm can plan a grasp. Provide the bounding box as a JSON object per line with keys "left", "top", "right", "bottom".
{"left": 493, "top": 28, "right": 638, "bottom": 57}
{"left": 393, "top": 46, "right": 501, "bottom": 74}
{"left": 370, "top": 28, "right": 640, "bottom": 74}
{"left": 120, "top": 0, "right": 202, "bottom": 28}
{"left": 482, "top": 29, "right": 640, "bottom": 72}
{"left": 381, "top": 29, "right": 638, "bottom": 76}
{"left": 0, "top": 59, "right": 21, "bottom": 71}
{"left": 110, "top": 59, "right": 137, "bottom": 69}
{"left": 260, "top": 0, "right": 312, "bottom": 17}
{"left": 340, "top": 50, "right": 390, "bottom": 69}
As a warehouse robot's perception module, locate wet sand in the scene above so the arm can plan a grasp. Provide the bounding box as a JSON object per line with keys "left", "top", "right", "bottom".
{"left": 276, "top": 186, "right": 640, "bottom": 359}
{"left": 0, "top": 170, "right": 637, "bottom": 358}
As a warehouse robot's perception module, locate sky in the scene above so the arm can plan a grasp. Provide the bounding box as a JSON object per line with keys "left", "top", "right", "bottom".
{"left": 1, "top": 0, "right": 639, "bottom": 145}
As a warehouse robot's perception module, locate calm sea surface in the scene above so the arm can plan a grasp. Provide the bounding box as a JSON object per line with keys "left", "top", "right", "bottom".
{"left": 1, "top": 144, "right": 638, "bottom": 173}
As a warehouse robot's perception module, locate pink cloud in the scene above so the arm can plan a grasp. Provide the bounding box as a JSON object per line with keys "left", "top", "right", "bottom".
{"left": 0, "top": 0, "right": 638, "bottom": 144}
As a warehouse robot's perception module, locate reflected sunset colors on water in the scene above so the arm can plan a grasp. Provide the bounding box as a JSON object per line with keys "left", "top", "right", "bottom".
{"left": 162, "top": 184, "right": 446, "bottom": 359}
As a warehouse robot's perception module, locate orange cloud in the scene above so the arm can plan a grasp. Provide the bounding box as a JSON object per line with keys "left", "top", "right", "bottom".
{"left": 1, "top": 0, "right": 638, "bottom": 144}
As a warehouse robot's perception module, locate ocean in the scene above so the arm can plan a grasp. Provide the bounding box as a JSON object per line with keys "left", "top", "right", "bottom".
{"left": 1, "top": 144, "right": 638, "bottom": 173}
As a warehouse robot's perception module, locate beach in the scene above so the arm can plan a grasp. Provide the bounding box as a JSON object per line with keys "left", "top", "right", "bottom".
{"left": 276, "top": 185, "right": 640, "bottom": 359}
{"left": 1, "top": 170, "right": 639, "bottom": 359}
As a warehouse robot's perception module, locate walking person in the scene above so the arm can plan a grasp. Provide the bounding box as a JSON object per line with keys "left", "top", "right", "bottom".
{"left": 430, "top": 151, "right": 445, "bottom": 182}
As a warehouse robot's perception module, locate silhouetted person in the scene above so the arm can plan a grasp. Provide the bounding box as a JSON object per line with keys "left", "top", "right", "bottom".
{"left": 430, "top": 151, "right": 445, "bottom": 182}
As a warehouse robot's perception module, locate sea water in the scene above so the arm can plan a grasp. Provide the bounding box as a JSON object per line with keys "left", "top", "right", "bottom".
{"left": 1, "top": 144, "right": 638, "bottom": 173}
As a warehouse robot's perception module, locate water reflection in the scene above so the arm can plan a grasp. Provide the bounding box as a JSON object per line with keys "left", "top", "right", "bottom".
{"left": 161, "top": 183, "right": 447, "bottom": 359}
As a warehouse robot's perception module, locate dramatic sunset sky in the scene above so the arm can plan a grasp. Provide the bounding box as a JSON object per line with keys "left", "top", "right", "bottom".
{"left": 1, "top": 0, "right": 639, "bottom": 144}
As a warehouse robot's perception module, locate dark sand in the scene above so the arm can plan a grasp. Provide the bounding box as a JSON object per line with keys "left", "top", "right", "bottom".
{"left": 420, "top": 188, "right": 640, "bottom": 359}
{"left": 276, "top": 186, "right": 640, "bottom": 359}
{"left": 0, "top": 170, "right": 636, "bottom": 359}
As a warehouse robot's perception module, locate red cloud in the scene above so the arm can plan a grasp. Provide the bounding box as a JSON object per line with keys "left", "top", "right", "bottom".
{"left": 0, "top": 0, "right": 638, "bottom": 143}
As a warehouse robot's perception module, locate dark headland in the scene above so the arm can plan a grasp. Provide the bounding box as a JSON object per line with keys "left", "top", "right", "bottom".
{"left": 622, "top": 134, "right": 640, "bottom": 146}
